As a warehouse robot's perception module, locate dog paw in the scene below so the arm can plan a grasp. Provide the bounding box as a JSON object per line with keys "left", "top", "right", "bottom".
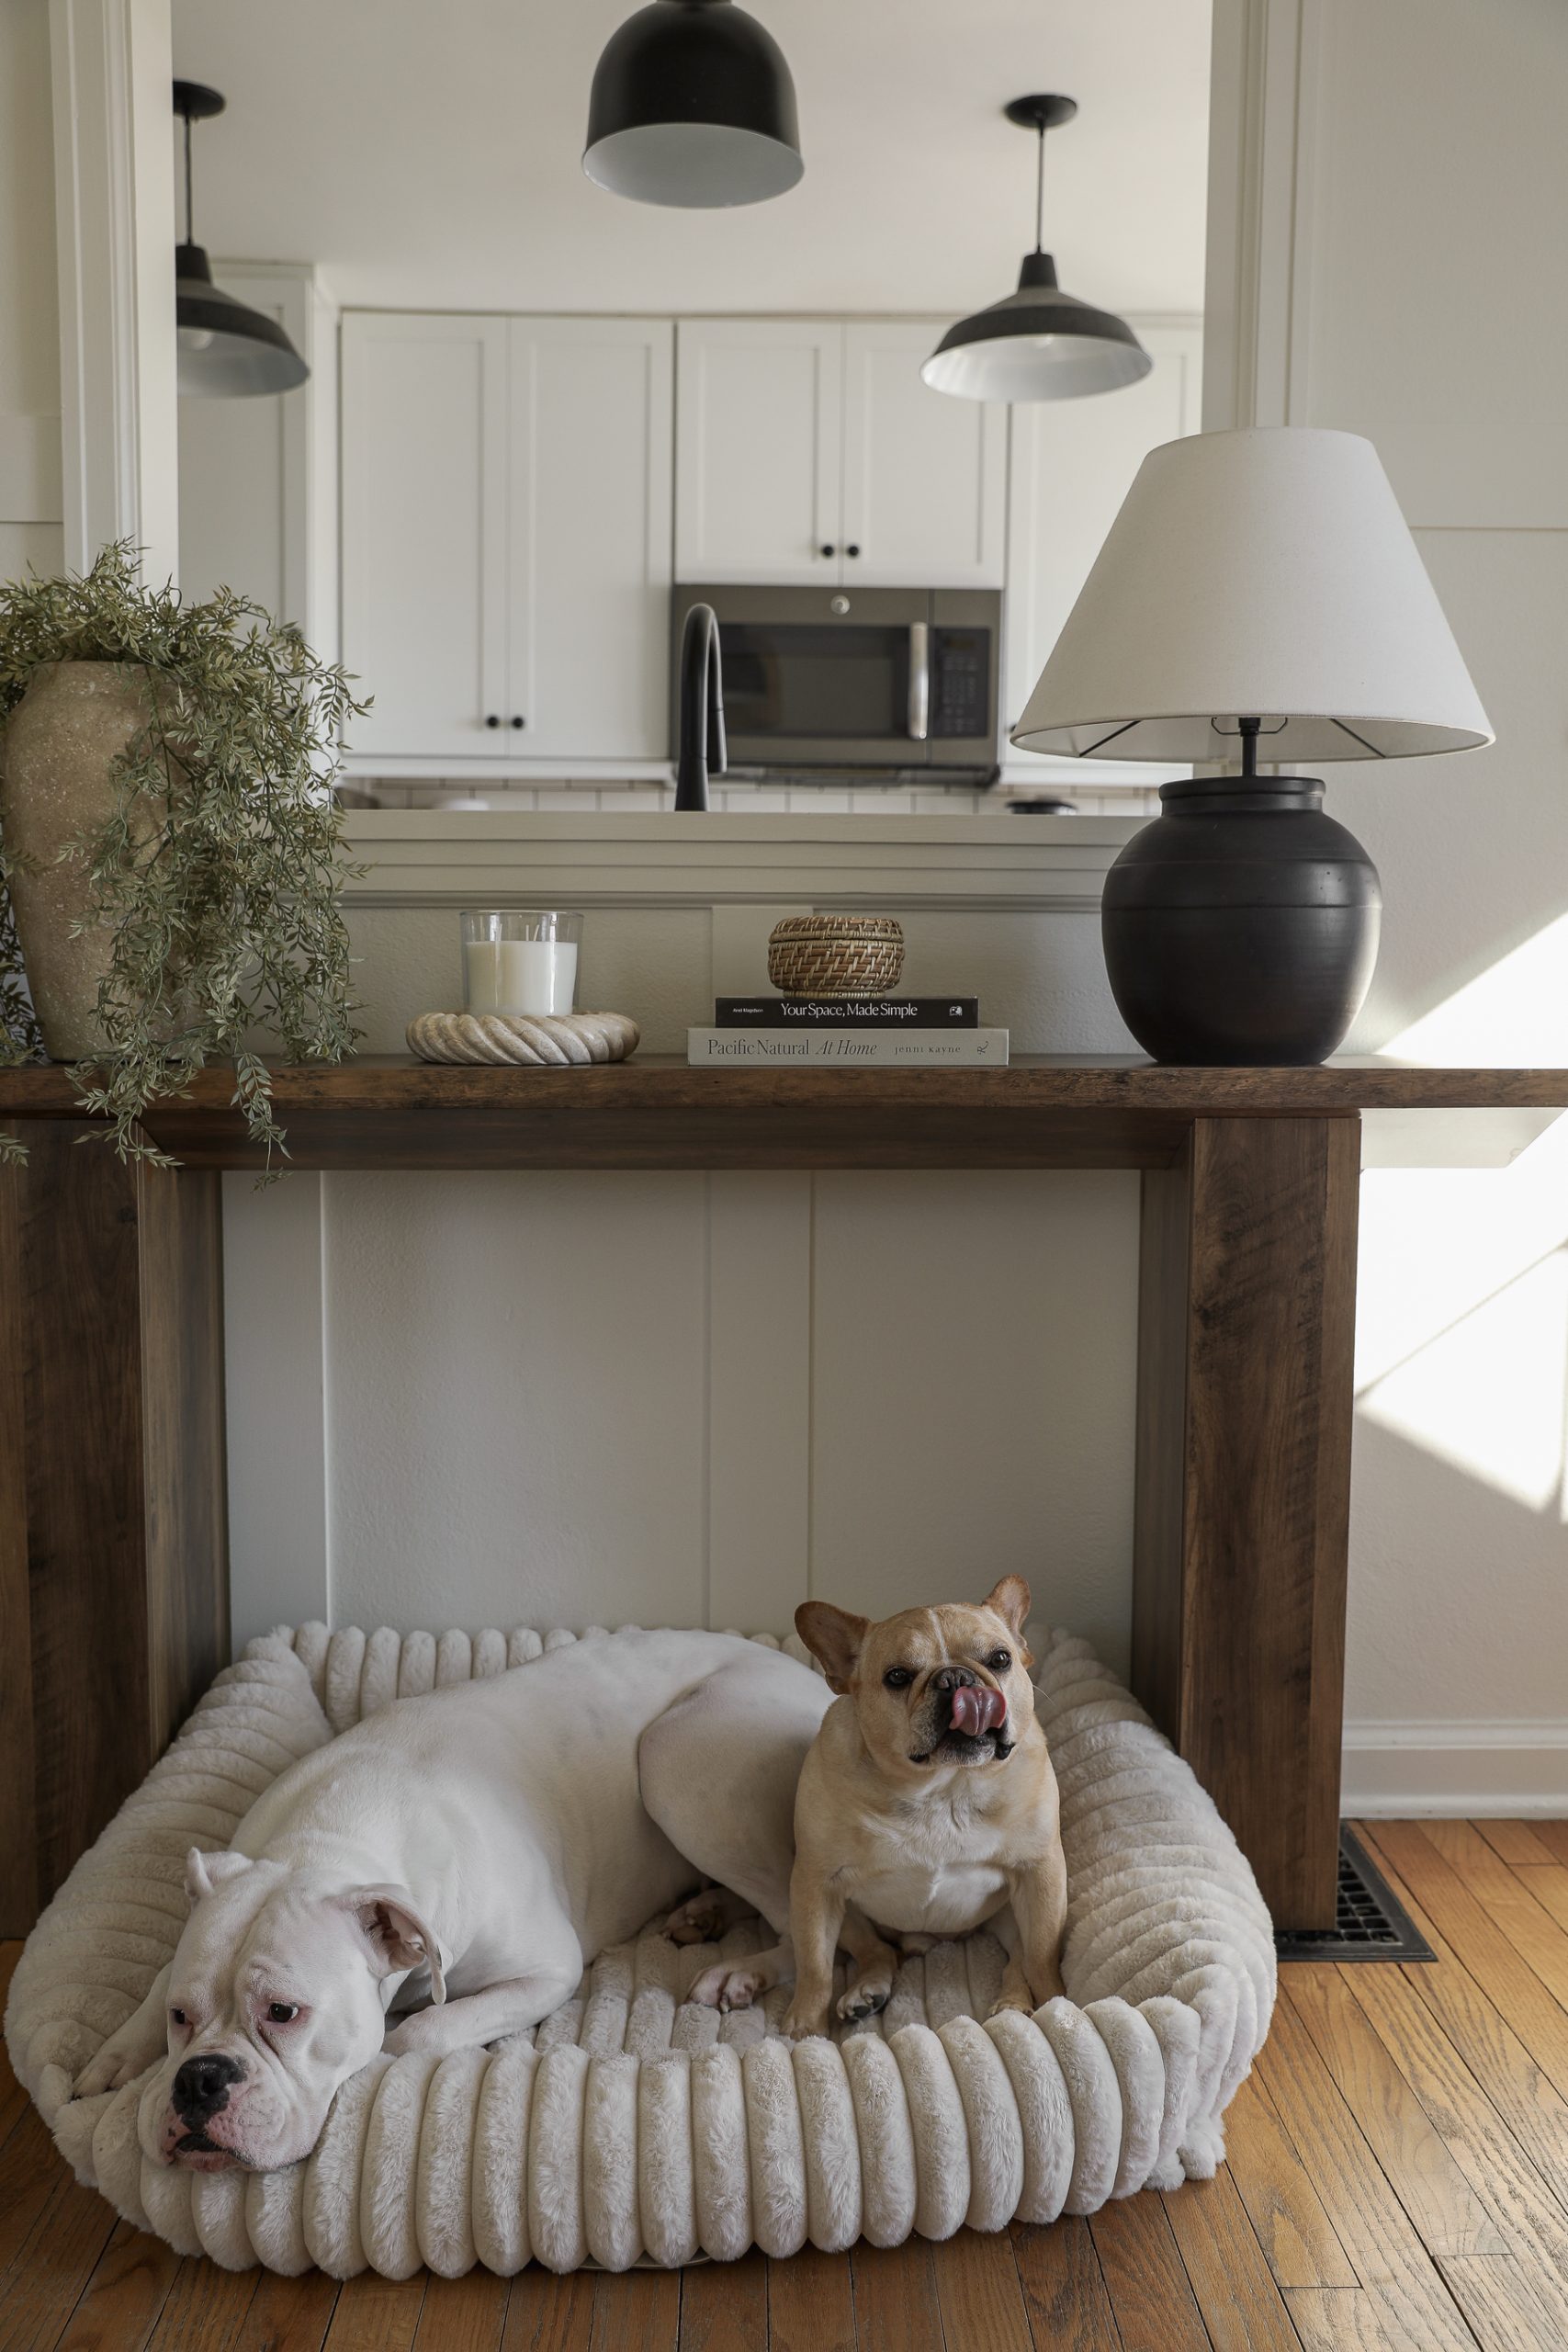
{"left": 687, "top": 1963, "right": 763, "bottom": 2012}
{"left": 837, "top": 1975, "right": 892, "bottom": 2022}
{"left": 987, "top": 1989, "right": 1034, "bottom": 2019}
{"left": 382, "top": 2016, "right": 433, "bottom": 2057}
{"left": 779, "top": 2005, "right": 829, "bottom": 2042}
{"left": 665, "top": 1891, "right": 728, "bottom": 1946}
{"left": 73, "top": 2041, "right": 149, "bottom": 2098}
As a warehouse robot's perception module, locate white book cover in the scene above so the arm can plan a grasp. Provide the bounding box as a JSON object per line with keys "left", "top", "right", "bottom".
{"left": 687, "top": 1027, "right": 1010, "bottom": 1066}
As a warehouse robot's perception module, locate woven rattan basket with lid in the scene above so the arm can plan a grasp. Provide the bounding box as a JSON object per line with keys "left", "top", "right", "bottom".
{"left": 767, "top": 914, "right": 904, "bottom": 997}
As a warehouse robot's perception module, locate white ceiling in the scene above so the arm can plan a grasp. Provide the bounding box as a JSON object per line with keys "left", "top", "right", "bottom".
{"left": 171, "top": 0, "right": 1211, "bottom": 318}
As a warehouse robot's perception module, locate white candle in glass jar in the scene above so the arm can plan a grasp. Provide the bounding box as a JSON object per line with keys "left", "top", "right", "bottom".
{"left": 465, "top": 937, "right": 578, "bottom": 1016}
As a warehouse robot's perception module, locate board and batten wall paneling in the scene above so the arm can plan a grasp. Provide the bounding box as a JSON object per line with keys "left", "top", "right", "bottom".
{"left": 0, "top": 0, "right": 62, "bottom": 582}
{"left": 221, "top": 823, "right": 1145, "bottom": 1650}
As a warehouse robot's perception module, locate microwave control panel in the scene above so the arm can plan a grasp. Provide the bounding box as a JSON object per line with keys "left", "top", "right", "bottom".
{"left": 931, "top": 629, "right": 992, "bottom": 740}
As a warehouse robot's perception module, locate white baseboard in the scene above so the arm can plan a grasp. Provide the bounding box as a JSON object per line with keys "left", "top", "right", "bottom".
{"left": 1342, "top": 1720, "right": 1568, "bottom": 1816}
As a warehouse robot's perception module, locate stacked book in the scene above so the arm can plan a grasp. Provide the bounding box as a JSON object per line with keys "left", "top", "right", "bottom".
{"left": 688, "top": 997, "right": 1009, "bottom": 1066}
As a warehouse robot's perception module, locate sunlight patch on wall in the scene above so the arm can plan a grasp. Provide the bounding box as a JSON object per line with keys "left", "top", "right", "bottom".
{"left": 1357, "top": 916, "right": 1568, "bottom": 1509}
{"left": 1383, "top": 910, "right": 1568, "bottom": 1068}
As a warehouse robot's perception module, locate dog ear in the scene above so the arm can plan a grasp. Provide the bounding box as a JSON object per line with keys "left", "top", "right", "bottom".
{"left": 343, "top": 1885, "right": 448, "bottom": 2003}
{"left": 795, "top": 1600, "right": 870, "bottom": 1694}
{"left": 185, "top": 1847, "right": 255, "bottom": 1905}
{"left": 982, "top": 1576, "right": 1032, "bottom": 1645}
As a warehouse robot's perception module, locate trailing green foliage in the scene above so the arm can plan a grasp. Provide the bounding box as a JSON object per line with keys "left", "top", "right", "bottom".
{"left": 0, "top": 543, "right": 367, "bottom": 1172}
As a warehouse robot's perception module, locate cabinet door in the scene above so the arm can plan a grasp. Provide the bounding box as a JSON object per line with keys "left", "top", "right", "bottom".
{"left": 507, "top": 319, "right": 673, "bottom": 762}
{"left": 674, "top": 320, "right": 841, "bottom": 584}
{"left": 1003, "top": 321, "right": 1203, "bottom": 739}
{"left": 841, "top": 322, "right": 1007, "bottom": 587}
{"left": 340, "top": 312, "right": 509, "bottom": 762}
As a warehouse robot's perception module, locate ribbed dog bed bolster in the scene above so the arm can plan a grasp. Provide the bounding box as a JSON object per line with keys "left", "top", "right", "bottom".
{"left": 6, "top": 1623, "right": 1276, "bottom": 2276}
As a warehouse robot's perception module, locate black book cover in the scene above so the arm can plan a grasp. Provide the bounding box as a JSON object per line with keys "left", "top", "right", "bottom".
{"left": 715, "top": 997, "right": 979, "bottom": 1029}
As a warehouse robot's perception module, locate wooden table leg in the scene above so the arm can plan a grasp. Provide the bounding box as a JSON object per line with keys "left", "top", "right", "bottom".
{"left": 0, "top": 1125, "right": 228, "bottom": 1936}
{"left": 1131, "top": 1114, "right": 1359, "bottom": 1929}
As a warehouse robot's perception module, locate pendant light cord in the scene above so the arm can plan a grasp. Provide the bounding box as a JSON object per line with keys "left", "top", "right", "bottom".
{"left": 182, "top": 107, "right": 195, "bottom": 245}
{"left": 1034, "top": 118, "right": 1046, "bottom": 252}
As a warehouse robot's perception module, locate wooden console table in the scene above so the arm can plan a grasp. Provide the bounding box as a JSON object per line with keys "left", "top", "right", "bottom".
{"left": 4, "top": 1054, "right": 1563, "bottom": 1938}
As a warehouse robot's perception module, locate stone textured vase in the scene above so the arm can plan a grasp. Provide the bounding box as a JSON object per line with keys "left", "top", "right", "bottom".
{"left": 0, "top": 661, "right": 167, "bottom": 1060}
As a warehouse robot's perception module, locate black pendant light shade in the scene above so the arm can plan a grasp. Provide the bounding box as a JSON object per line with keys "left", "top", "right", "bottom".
{"left": 923, "top": 96, "right": 1151, "bottom": 402}
{"left": 173, "top": 82, "right": 310, "bottom": 398}
{"left": 583, "top": 0, "right": 803, "bottom": 209}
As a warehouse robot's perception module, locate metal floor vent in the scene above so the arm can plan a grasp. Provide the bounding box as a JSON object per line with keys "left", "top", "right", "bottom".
{"left": 1273, "top": 1826, "right": 1436, "bottom": 1963}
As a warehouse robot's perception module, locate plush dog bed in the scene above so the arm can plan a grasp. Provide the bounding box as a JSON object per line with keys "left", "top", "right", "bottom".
{"left": 6, "top": 1623, "right": 1275, "bottom": 2277}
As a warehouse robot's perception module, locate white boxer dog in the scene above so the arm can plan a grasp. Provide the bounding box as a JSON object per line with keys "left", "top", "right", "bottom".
{"left": 73, "top": 1630, "right": 829, "bottom": 2173}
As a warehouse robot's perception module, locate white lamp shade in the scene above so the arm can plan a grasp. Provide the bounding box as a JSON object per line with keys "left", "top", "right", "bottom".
{"left": 1011, "top": 425, "right": 1493, "bottom": 763}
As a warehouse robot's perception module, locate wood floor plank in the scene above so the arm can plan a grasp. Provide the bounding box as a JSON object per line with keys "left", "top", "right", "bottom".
{"left": 679, "top": 2250, "right": 767, "bottom": 2352}
{"left": 1252, "top": 1999, "right": 1480, "bottom": 2351}
{"left": 1421, "top": 1820, "right": 1568, "bottom": 2011}
{"left": 1280, "top": 1966, "right": 1507, "bottom": 2256}
{"left": 848, "top": 2238, "right": 943, "bottom": 2352}
{"left": 1341, "top": 1964, "right": 1568, "bottom": 2330}
{"left": 589, "top": 2268, "right": 680, "bottom": 2352}
{"left": 1517, "top": 1822, "right": 1568, "bottom": 1871}
{"left": 1359, "top": 1828, "right": 1568, "bottom": 2193}
{"left": 500, "top": 2269, "right": 597, "bottom": 2352}
{"left": 1218, "top": 2068, "right": 1359, "bottom": 2288}
{"left": 145, "top": 2258, "right": 262, "bottom": 2351}
{"left": 320, "top": 2270, "right": 427, "bottom": 2352}
{"left": 1366, "top": 1825, "right": 1568, "bottom": 2104}
{"left": 0, "top": 2167, "right": 118, "bottom": 2352}
{"left": 1438, "top": 2252, "right": 1568, "bottom": 2352}
{"left": 1010, "top": 2221, "right": 1121, "bottom": 2352}
{"left": 1473, "top": 1823, "right": 1562, "bottom": 1870}
{"left": 0, "top": 2107, "right": 73, "bottom": 2277}
{"left": 1160, "top": 2167, "right": 1303, "bottom": 2351}
{"left": 1511, "top": 1868, "right": 1568, "bottom": 1938}
{"left": 765, "top": 2246, "right": 854, "bottom": 2352}
{"left": 928, "top": 2227, "right": 1032, "bottom": 2352}
{"left": 1284, "top": 2287, "right": 1402, "bottom": 2351}
{"left": 52, "top": 2221, "right": 181, "bottom": 2352}
{"left": 0, "top": 1939, "right": 30, "bottom": 2154}
{"left": 411, "top": 2268, "right": 511, "bottom": 2352}
{"left": 236, "top": 2266, "right": 343, "bottom": 2352}
{"left": 1088, "top": 2195, "right": 1210, "bottom": 2352}
{"left": 1010, "top": 2220, "right": 1123, "bottom": 2352}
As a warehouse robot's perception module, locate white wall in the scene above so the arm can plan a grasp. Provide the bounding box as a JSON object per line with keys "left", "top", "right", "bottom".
{"left": 0, "top": 0, "right": 62, "bottom": 579}
{"left": 1209, "top": 0, "right": 1568, "bottom": 1807}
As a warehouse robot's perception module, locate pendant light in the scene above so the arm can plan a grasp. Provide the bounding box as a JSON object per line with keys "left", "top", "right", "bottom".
{"left": 173, "top": 81, "right": 310, "bottom": 398}
{"left": 923, "top": 96, "right": 1151, "bottom": 402}
{"left": 583, "top": 0, "right": 802, "bottom": 209}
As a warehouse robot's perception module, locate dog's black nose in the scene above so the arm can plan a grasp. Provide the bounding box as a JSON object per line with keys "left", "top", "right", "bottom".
{"left": 173, "top": 2052, "right": 243, "bottom": 2118}
{"left": 932, "top": 1666, "right": 977, "bottom": 1691}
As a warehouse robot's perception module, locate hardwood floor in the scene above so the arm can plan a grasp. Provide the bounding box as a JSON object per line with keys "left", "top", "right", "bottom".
{"left": 8, "top": 1819, "right": 1568, "bottom": 2350}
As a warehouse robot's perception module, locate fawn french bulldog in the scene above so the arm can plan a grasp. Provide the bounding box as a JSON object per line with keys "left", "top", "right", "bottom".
{"left": 779, "top": 1576, "right": 1067, "bottom": 2041}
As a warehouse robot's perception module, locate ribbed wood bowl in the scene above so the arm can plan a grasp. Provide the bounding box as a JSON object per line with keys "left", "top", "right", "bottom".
{"left": 767, "top": 914, "right": 905, "bottom": 998}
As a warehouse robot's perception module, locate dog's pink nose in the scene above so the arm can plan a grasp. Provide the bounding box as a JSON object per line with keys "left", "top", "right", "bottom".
{"left": 950, "top": 1684, "right": 1007, "bottom": 1736}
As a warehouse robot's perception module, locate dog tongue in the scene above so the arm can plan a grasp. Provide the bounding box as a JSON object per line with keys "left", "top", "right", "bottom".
{"left": 951, "top": 1684, "right": 1006, "bottom": 1736}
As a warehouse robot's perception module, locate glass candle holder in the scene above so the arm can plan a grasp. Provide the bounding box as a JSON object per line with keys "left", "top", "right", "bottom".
{"left": 462, "top": 910, "right": 583, "bottom": 1017}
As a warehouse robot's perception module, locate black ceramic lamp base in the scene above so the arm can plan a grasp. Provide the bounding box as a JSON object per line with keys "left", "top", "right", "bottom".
{"left": 1100, "top": 775, "right": 1382, "bottom": 1066}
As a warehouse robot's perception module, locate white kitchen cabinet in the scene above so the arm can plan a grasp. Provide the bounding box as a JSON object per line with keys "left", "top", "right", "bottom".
{"left": 841, "top": 322, "right": 1006, "bottom": 587}
{"left": 341, "top": 311, "right": 672, "bottom": 767}
{"left": 342, "top": 313, "right": 510, "bottom": 764}
{"left": 506, "top": 319, "right": 673, "bottom": 763}
{"left": 1002, "top": 319, "right": 1203, "bottom": 756}
{"left": 675, "top": 318, "right": 1004, "bottom": 588}
{"left": 674, "top": 319, "right": 841, "bottom": 585}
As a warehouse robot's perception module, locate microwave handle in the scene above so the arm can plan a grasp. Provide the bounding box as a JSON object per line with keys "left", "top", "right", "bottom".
{"left": 907, "top": 622, "right": 931, "bottom": 741}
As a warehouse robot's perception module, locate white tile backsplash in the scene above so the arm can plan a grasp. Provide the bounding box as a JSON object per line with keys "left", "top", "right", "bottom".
{"left": 340, "top": 775, "right": 1159, "bottom": 819}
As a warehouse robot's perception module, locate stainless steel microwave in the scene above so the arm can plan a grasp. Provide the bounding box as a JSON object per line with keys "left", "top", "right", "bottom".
{"left": 671, "top": 584, "right": 1003, "bottom": 780}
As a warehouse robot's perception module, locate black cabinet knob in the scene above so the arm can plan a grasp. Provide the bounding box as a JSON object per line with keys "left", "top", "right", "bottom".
{"left": 510, "top": 715, "right": 525, "bottom": 729}
{"left": 846, "top": 544, "right": 861, "bottom": 558}
{"left": 485, "top": 714, "right": 501, "bottom": 728}
{"left": 819, "top": 543, "right": 836, "bottom": 558}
